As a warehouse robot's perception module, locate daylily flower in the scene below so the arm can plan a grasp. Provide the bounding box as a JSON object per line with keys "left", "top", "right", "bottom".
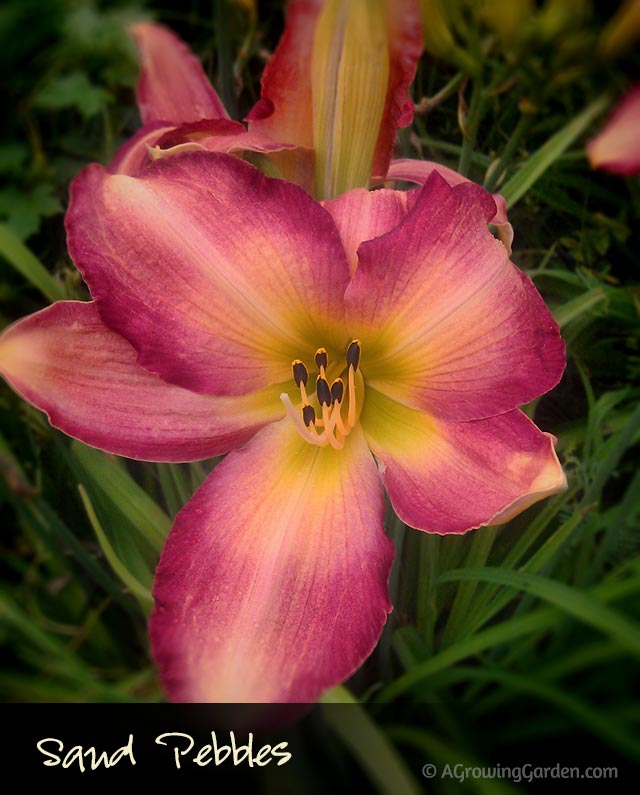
{"left": 115, "top": 1, "right": 423, "bottom": 196}
{"left": 586, "top": 84, "right": 640, "bottom": 176}
{"left": 0, "top": 152, "right": 566, "bottom": 702}
{"left": 110, "top": 20, "right": 300, "bottom": 179}
{"left": 121, "top": 7, "right": 514, "bottom": 250}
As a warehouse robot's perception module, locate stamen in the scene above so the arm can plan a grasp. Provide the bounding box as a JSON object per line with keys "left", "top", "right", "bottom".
{"left": 292, "top": 359, "right": 308, "bottom": 387}
{"left": 292, "top": 359, "right": 309, "bottom": 404}
{"left": 333, "top": 407, "right": 348, "bottom": 437}
{"left": 314, "top": 348, "right": 328, "bottom": 373}
{"left": 347, "top": 362, "right": 357, "bottom": 429}
{"left": 327, "top": 381, "right": 348, "bottom": 438}
{"left": 321, "top": 403, "right": 344, "bottom": 450}
{"left": 280, "top": 394, "right": 326, "bottom": 446}
{"left": 321, "top": 403, "right": 332, "bottom": 434}
{"left": 283, "top": 341, "right": 362, "bottom": 450}
{"left": 330, "top": 378, "right": 344, "bottom": 404}
{"left": 316, "top": 376, "right": 331, "bottom": 407}
{"left": 332, "top": 380, "right": 348, "bottom": 436}
{"left": 346, "top": 339, "right": 361, "bottom": 371}
{"left": 302, "top": 404, "right": 316, "bottom": 428}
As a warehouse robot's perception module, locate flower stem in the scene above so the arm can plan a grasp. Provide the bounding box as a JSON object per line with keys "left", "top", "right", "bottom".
{"left": 457, "top": 77, "right": 487, "bottom": 178}
{"left": 483, "top": 112, "right": 533, "bottom": 193}
{"left": 215, "top": 0, "right": 237, "bottom": 118}
{"left": 418, "top": 71, "right": 465, "bottom": 112}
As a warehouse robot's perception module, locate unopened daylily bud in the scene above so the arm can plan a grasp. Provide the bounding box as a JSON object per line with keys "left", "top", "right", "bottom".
{"left": 598, "top": 0, "right": 640, "bottom": 59}
{"left": 537, "top": 0, "right": 590, "bottom": 41}
{"left": 419, "top": 0, "right": 478, "bottom": 73}
{"left": 311, "top": 0, "right": 390, "bottom": 199}
{"left": 420, "top": 0, "right": 457, "bottom": 59}
{"left": 478, "top": 0, "right": 533, "bottom": 46}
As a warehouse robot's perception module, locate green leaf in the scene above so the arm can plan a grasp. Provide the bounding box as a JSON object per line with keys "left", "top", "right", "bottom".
{"left": 321, "top": 687, "right": 422, "bottom": 795}
{"left": 154, "top": 463, "right": 194, "bottom": 518}
{"left": 0, "top": 434, "right": 137, "bottom": 615}
{"left": 13, "top": 497, "right": 140, "bottom": 618}
{"left": 0, "top": 183, "right": 62, "bottom": 240}
{"left": 441, "top": 527, "right": 497, "bottom": 647}
{"left": 0, "top": 142, "right": 28, "bottom": 175}
{"left": 538, "top": 641, "right": 622, "bottom": 681}
{"left": 438, "top": 568, "right": 640, "bottom": 658}
{"left": 0, "top": 221, "right": 66, "bottom": 301}
{"left": 501, "top": 95, "right": 609, "bottom": 208}
{"left": 379, "top": 607, "right": 560, "bottom": 701}
{"left": 78, "top": 485, "right": 153, "bottom": 612}
{"left": 0, "top": 590, "right": 136, "bottom": 701}
{"left": 387, "top": 724, "right": 516, "bottom": 795}
{"left": 437, "top": 667, "right": 640, "bottom": 760}
{"left": 378, "top": 576, "right": 640, "bottom": 701}
{"left": 70, "top": 441, "right": 169, "bottom": 553}
{"left": 453, "top": 487, "right": 578, "bottom": 639}
{"left": 581, "top": 401, "right": 640, "bottom": 507}
{"left": 552, "top": 286, "right": 607, "bottom": 329}
{"left": 34, "top": 72, "right": 111, "bottom": 119}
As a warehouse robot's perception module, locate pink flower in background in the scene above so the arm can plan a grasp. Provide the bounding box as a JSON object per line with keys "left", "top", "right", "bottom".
{"left": 120, "top": 10, "right": 514, "bottom": 249}
{"left": 110, "top": 20, "right": 299, "bottom": 178}
{"left": 0, "top": 152, "right": 566, "bottom": 702}
{"left": 115, "top": 0, "right": 423, "bottom": 194}
{"left": 586, "top": 84, "right": 640, "bottom": 176}
{"left": 131, "top": 20, "right": 230, "bottom": 125}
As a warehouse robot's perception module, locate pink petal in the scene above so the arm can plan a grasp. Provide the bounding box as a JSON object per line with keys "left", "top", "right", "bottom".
{"left": 130, "top": 22, "right": 229, "bottom": 124}
{"left": 246, "top": 0, "right": 321, "bottom": 150}
{"left": 370, "top": 1, "right": 423, "bottom": 180}
{"left": 0, "top": 302, "right": 282, "bottom": 462}
{"left": 66, "top": 153, "right": 351, "bottom": 398}
{"left": 586, "top": 84, "right": 640, "bottom": 176}
{"left": 346, "top": 173, "right": 565, "bottom": 421}
{"left": 246, "top": 0, "right": 322, "bottom": 186}
{"left": 322, "top": 187, "right": 416, "bottom": 275}
{"left": 108, "top": 118, "right": 301, "bottom": 179}
{"left": 108, "top": 122, "right": 178, "bottom": 176}
{"left": 150, "top": 420, "right": 393, "bottom": 702}
{"left": 154, "top": 118, "right": 299, "bottom": 155}
{"left": 490, "top": 192, "right": 514, "bottom": 254}
{"left": 363, "top": 389, "right": 567, "bottom": 534}
{"left": 386, "top": 158, "right": 474, "bottom": 188}
{"left": 385, "top": 158, "right": 514, "bottom": 253}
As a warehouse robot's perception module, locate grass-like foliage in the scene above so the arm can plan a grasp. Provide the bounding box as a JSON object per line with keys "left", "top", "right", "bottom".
{"left": 1, "top": 0, "right": 638, "bottom": 789}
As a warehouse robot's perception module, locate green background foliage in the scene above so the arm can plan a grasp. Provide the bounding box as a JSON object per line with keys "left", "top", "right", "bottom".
{"left": 1, "top": 0, "right": 638, "bottom": 790}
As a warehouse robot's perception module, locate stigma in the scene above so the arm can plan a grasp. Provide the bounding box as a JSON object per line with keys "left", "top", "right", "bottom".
{"left": 281, "top": 340, "right": 362, "bottom": 450}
